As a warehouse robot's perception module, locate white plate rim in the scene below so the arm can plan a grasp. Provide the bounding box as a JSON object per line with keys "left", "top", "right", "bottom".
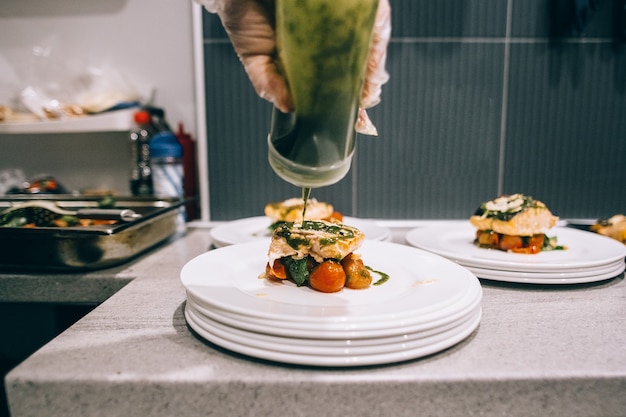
{"left": 186, "top": 284, "right": 482, "bottom": 339}
{"left": 186, "top": 264, "right": 482, "bottom": 326}
{"left": 184, "top": 305, "right": 482, "bottom": 367}
{"left": 468, "top": 263, "right": 624, "bottom": 284}
{"left": 185, "top": 301, "right": 481, "bottom": 357}
{"left": 467, "top": 260, "right": 625, "bottom": 280}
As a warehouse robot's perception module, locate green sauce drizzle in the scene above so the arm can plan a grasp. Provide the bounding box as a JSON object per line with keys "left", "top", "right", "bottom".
{"left": 301, "top": 187, "right": 311, "bottom": 223}
{"left": 366, "top": 266, "right": 390, "bottom": 286}
{"left": 473, "top": 194, "right": 540, "bottom": 221}
{"left": 274, "top": 220, "right": 357, "bottom": 250}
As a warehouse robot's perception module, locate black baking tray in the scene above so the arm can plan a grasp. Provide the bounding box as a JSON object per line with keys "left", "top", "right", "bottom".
{"left": 0, "top": 195, "right": 184, "bottom": 271}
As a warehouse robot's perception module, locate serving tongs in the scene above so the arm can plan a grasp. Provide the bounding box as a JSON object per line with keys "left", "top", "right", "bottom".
{"left": 0, "top": 201, "right": 142, "bottom": 227}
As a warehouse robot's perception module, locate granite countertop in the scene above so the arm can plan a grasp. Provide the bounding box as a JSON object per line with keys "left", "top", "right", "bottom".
{"left": 3, "top": 222, "right": 626, "bottom": 417}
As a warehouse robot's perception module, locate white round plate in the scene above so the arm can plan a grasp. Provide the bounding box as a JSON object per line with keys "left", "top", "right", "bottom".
{"left": 185, "top": 301, "right": 481, "bottom": 358}
{"left": 184, "top": 304, "right": 481, "bottom": 367}
{"left": 186, "top": 280, "right": 482, "bottom": 340}
{"left": 209, "top": 216, "right": 391, "bottom": 247}
{"left": 405, "top": 222, "right": 626, "bottom": 273}
{"left": 181, "top": 240, "right": 482, "bottom": 327}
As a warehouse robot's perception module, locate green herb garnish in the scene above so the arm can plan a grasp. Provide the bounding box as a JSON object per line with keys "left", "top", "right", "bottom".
{"left": 282, "top": 257, "right": 310, "bottom": 286}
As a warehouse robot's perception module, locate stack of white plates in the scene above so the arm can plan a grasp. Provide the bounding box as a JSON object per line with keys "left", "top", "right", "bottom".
{"left": 209, "top": 216, "right": 391, "bottom": 248}
{"left": 405, "top": 222, "right": 626, "bottom": 285}
{"left": 181, "top": 240, "right": 482, "bottom": 367}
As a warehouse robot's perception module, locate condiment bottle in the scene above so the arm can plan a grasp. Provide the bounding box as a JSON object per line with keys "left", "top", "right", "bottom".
{"left": 129, "top": 110, "right": 154, "bottom": 196}
{"left": 267, "top": 0, "right": 379, "bottom": 188}
{"left": 150, "top": 130, "right": 184, "bottom": 199}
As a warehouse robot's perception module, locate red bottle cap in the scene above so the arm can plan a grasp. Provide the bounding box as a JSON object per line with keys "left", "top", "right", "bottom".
{"left": 134, "top": 110, "right": 151, "bottom": 125}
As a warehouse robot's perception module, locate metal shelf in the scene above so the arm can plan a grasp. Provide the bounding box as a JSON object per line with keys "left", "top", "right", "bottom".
{"left": 0, "top": 107, "right": 138, "bottom": 134}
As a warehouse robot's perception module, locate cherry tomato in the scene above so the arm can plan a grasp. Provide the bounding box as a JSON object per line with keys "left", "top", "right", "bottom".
{"left": 327, "top": 211, "right": 344, "bottom": 222}
{"left": 476, "top": 230, "right": 499, "bottom": 247}
{"left": 341, "top": 253, "right": 372, "bottom": 289}
{"left": 499, "top": 234, "right": 523, "bottom": 251}
{"left": 510, "top": 234, "right": 544, "bottom": 254}
{"left": 309, "top": 260, "right": 346, "bottom": 293}
{"left": 265, "top": 259, "right": 287, "bottom": 279}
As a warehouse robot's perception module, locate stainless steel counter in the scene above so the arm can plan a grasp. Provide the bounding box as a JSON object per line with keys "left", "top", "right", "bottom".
{"left": 3, "top": 222, "right": 626, "bottom": 417}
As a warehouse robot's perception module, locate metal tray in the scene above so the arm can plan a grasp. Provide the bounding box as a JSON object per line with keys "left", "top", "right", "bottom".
{"left": 0, "top": 195, "right": 183, "bottom": 271}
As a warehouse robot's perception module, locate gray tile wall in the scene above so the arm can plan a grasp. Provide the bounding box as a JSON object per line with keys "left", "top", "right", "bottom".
{"left": 202, "top": 0, "right": 626, "bottom": 221}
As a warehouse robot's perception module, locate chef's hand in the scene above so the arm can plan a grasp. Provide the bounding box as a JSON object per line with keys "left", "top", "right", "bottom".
{"left": 196, "top": 0, "right": 292, "bottom": 113}
{"left": 196, "top": 0, "right": 391, "bottom": 121}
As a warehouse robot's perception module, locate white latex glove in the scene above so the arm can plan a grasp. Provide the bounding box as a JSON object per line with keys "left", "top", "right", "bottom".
{"left": 356, "top": 0, "right": 391, "bottom": 135}
{"left": 196, "top": 0, "right": 391, "bottom": 135}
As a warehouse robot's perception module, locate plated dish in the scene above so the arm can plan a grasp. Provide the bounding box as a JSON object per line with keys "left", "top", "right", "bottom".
{"left": 405, "top": 222, "right": 626, "bottom": 284}
{"left": 590, "top": 214, "right": 626, "bottom": 244}
{"left": 264, "top": 220, "right": 374, "bottom": 292}
{"left": 210, "top": 216, "right": 391, "bottom": 247}
{"left": 183, "top": 240, "right": 477, "bottom": 322}
{"left": 469, "top": 194, "right": 561, "bottom": 254}
{"left": 181, "top": 240, "right": 482, "bottom": 366}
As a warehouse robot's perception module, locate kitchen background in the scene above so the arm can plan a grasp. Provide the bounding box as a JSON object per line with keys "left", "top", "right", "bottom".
{"left": 203, "top": 0, "right": 626, "bottom": 220}
{"left": 1, "top": 0, "right": 626, "bottom": 415}
{"left": 0, "top": 1, "right": 198, "bottom": 416}
{"left": 0, "top": 0, "right": 198, "bottom": 200}
{"left": 1, "top": 0, "right": 625, "bottom": 222}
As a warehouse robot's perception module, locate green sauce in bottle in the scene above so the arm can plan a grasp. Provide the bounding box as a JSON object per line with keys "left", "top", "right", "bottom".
{"left": 268, "top": 0, "right": 379, "bottom": 188}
